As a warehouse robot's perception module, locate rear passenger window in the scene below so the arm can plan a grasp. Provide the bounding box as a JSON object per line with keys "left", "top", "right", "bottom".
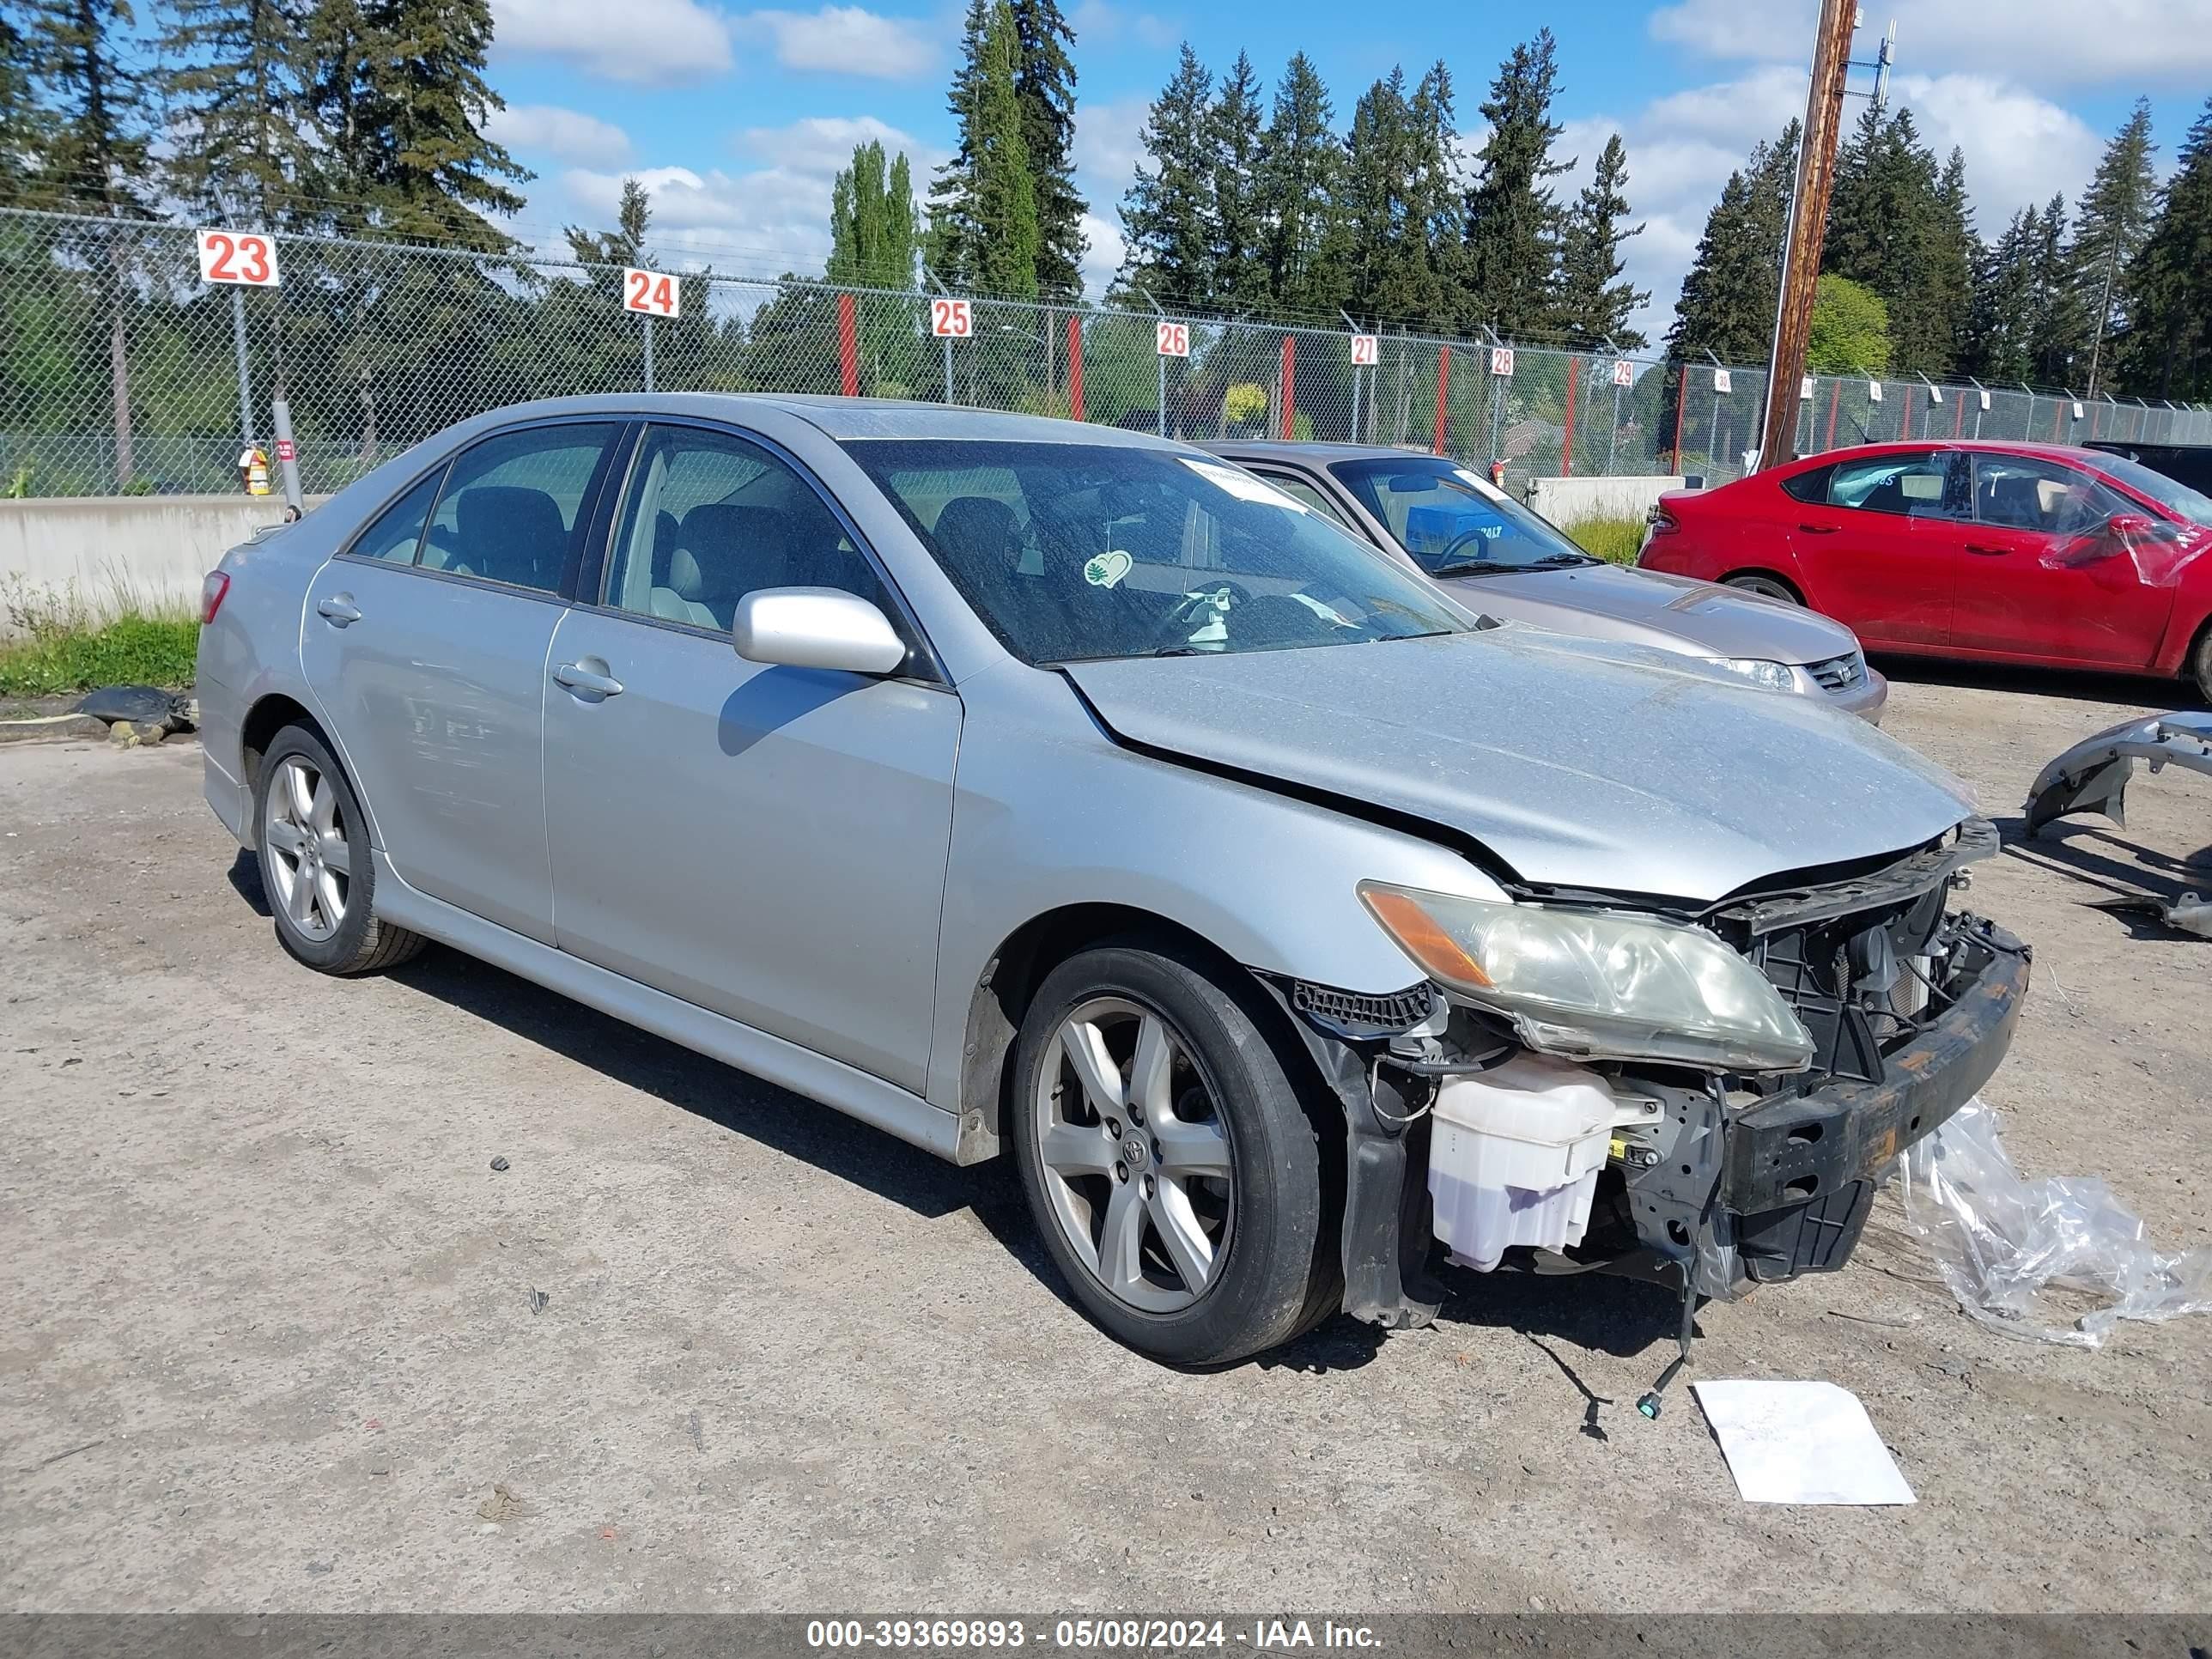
{"left": 1779, "top": 465, "right": 1832, "bottom": 505}
{"left": 420, "top": 423, "right": 619, "bottom": 592}
{"left": 1824, "top": 453, "right": 1957, "bottom": 519}
{"left": 349, "top": 469, "right": 443, "bottom": 563}
{"left": 604, "top": 425, "right": 882, "bottom": 629}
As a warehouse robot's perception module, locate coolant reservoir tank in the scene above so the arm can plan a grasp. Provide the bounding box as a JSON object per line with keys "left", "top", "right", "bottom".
{"left": 1427, "top": 1053, "right": 1620, "bottom": 1273}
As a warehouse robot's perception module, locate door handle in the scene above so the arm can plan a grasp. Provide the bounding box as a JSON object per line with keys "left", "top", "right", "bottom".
{"left": 552, "top": 661, "right": 624, "bottom": 698}
{"left": 1964, "top": 543, "right": 2009, "bottom": 556}
{"left": 1796, "top": 523, "right": 1841, "bottom": 535}
{"left": 315, "top": 594, "right": 361, "bottom": 626}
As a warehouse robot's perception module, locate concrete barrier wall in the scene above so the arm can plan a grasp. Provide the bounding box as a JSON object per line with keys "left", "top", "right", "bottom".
{"left": 0, "top": 495, "right": 326, "bottom": 635}
{"left": 1523, "top": 474, "right": 1685, "bottom": 526}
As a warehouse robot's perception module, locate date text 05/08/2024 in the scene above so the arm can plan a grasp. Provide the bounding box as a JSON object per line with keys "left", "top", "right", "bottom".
{"left": 804, "top": 1620, "right": 1384, "bottom": 1650}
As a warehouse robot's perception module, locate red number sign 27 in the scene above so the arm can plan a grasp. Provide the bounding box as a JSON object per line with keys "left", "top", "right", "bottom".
{"left": 198, "top": 229, "right": 280, "bottom": 288}
{"left": 623, "top": 269, "right": 680, "bottom": 319}
{"left": 1349, "top": 334, "right": 1378, "bottom": 367}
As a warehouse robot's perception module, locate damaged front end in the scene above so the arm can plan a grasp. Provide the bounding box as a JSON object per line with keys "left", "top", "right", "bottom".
{"left": 1271, "top": 819, "right": 2030, "bottom": 1331}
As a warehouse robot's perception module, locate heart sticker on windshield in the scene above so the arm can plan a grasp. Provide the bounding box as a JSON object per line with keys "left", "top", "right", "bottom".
{"left": 1084, "top": 550, "right": 1133, "bottom": 588}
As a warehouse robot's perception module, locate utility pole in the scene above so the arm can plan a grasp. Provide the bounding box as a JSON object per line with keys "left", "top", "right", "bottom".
{"left": 1754, "top": 0, "right": 1860, "bottom": 471}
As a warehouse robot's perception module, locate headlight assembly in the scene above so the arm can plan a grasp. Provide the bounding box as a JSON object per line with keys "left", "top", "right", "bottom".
{"left": 1358, "top": 882, "right": 1814, "bottom": 1074}
{"left": 1705, "top": 656, "right": 1797, "bottom": 692}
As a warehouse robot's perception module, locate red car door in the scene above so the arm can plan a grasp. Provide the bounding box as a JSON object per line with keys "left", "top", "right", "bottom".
{"left": 1949, "top": 453, "right": 2174, "bottom": 668}
{"left": 1783, "top": 450, "right": 1960, "bottom": 647}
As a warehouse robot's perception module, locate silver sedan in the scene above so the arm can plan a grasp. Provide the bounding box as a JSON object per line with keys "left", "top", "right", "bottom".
{"left": 1203, "top": 440, "right": 1888, "bottom": 721}
{"left": 198, "top": 396, "right": 2022, "bottom": 1368}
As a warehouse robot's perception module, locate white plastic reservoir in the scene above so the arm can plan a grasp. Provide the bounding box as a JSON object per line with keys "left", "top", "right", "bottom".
{"left": 1427, "top": 1053, "right": 1622, "bottom": 1272}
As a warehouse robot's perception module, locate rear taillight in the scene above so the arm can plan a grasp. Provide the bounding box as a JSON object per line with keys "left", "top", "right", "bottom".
{"left": 1645, "top": 506, "right": 1680, "bottom": 536}
{"left": 200, "top": 569, "right": 231, "bottom": 624}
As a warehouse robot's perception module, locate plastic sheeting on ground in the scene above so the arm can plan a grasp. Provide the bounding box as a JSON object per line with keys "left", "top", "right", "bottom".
{"left": 1898, "top": 1099, "right": 2212, "bottom": 1348}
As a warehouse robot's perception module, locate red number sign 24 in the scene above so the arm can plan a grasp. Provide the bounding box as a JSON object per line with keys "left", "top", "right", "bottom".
{"left": 198, "top": 229, "right": 279, "bottom": 287}
{"left": 623, "top": 269, "right": 680, "bottom": 319}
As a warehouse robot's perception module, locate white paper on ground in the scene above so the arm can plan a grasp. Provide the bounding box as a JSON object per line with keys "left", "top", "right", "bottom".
{"left": 1691, "top": 1379, "right": 1916, "bottom": 1505}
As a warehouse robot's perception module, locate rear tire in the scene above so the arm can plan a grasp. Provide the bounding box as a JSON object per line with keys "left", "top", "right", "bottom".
{"left": 1010, "top": 939, "right": 1332, "bottom": 1365}
{"left": 253, "top": 724, "right": 428, "bottom": 976}
{"left": 2190, "top": 624, "right": 2212, "bottom": 707}
{"left": 1723, "top": 572, "right": 1802, "bottom": 605}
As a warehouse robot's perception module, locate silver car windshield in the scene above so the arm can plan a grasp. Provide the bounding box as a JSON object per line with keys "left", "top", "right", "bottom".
{"left": 847, "top": 440, "right": 1471, "bottom": 665}
{"left": 1330, "top": 456, "right": 1599, "bottom": 575}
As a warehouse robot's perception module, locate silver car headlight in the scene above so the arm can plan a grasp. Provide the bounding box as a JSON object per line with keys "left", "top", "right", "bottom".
{"left": 1358, "top": 883, "right": 1814, "bottom": 1074}
{"left": 1705, "top": 656, "right": 1797, "bottom": 692}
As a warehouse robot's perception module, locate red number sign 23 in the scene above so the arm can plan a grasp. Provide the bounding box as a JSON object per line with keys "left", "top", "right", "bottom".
{"left": 198, "top": 229, "right": 280, "bottom": 288}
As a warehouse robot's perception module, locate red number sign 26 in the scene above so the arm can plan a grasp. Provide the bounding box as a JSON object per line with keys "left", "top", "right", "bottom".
{"left": 623, "top": 269, "right": 680, "bottom": 319}
{"left": 1155, "top": 320, "right": 1189, "bottom": 358}
{"left": 198, "top": 229, "right": 280, "bottom": 287}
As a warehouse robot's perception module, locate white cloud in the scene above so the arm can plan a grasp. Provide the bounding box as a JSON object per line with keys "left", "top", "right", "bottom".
{"left": 1894, "top": 73, "right": 2101, "bottom": 226}
{"left": 487, "top": 103, "right": 635, "bottom": 166}
{"left": 1647, "top": 0, "right": 2212, "bottom": 90}
{"left": 730, "top": 5, "right": 939, "bottom": 78}
{"left": 1070, "top": 97, "right": 1148, "bottom": 290}
{"left": 494, "top": 0, "right": 733, "bottom": 83}
{"left": 555, "top": 116, "right": 944, "bottom": 278}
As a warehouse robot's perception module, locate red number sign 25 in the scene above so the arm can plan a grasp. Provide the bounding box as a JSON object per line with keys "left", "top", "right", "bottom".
{"left": 623, "top": 269, "right": 680, "bottom": 319}
{"left": 931, "top": 299, "right": 973, "bottom": 337}
{"left": 198, "top": 229, "right": 280, "bottom": 287}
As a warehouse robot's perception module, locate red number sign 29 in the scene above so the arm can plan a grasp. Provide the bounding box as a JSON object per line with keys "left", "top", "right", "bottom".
{"left": 198, "top": 229, "right": 280, "bottom": 287}
{"left": 623, "top": 268, "right": 680, "bottom": 319}
{"left": 931, "top": 299, "right": 973, "bottom": 337}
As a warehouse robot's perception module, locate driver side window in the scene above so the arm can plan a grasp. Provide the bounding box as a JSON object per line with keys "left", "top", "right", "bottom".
{"left": 1972, "top": 455, "right": 2127, "bottom": 537}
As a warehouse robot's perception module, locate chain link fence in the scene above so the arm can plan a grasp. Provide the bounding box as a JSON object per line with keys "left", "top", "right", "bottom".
{"left": 4, "top": 204, "right": 2209, "bottom": 501}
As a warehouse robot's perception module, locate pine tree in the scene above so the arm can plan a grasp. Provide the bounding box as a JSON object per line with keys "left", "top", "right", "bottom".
{"left": 155, "top": 0, "right": 320, "bottom": 226}
{"left": 311, "top": 0, "right": 529, "bottom": 248}
{"left": 824, "top": 143, "right": 924, "bottom": 392}
{"left": 566, "top": 175, "right": 651, "bottom": 268}
{"left": 928, "top": 0, "right": 1037, "bottom": 297}
{"left": 2027, "top": 193, "right": 2089, "bottom": 386}
{"left": 0, "top": 6, "right": 51, "bottom": 203}
{"left": 1206, "top": 51, "right": 1267, "bottom": 312}
{"left": 1340, "top": 64, "right": 1454, "bottom": 322}
{"left": 1554, "top": 131, "right": 1646, "bottom": 348}
{"left": 1826, "top": 106, "right": 1957, "bottom": 373}
{"left": 17, "top": 0, "right": 153, "bottom": 483}
{"left": 1460, "top": 29, "right": 1569, "bottom": 337}
{"left": 2071, "top": 98, "right": 2159, "bottom": 397}
{"left": 1961, "top": 204, "right": 2039, "bottom": 382}
{"left": 1667, "top": 121, "right": 1798, "bottom": 364}
{"left": 1255, "top": 52, "right": 1344, "bottom": 316}
{"left": 1116, "top": 43, "right": 1213, "bottom": 307}
{"left": 2120, "top": 97, "right": 2212, "bottom": 399}
{"left": 1009, "top": 0, "right": 1085, "bottom": 299}
{"left": 1923, "top": 148, "right": 1976, "bottom": 377}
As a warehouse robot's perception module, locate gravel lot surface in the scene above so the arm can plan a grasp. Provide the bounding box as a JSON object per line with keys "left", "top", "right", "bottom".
{"left": 3, "top": 664, "right": 2207, "bottom": 1613}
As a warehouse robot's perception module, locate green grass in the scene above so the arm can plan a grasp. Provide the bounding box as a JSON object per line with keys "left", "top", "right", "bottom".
{"left": 1564, "top": 514, "right": 1650, "bottom": 566}
{"left": 0, "top": 580, "right": 199, "bottom": 696}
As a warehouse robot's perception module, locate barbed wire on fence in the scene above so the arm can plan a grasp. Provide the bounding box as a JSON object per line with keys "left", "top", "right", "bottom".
{"left": 2, "top": 204, "right": 2207, "bottom": 501}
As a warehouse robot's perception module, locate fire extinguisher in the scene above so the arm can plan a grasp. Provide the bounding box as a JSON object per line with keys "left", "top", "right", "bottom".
{"left": 1488, "top": 459, "right": 1507, "bottom": 489}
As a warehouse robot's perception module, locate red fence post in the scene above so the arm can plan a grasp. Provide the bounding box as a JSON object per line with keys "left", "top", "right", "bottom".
{"left": 1669, "top": 366, "right": 1688, "bottom": 470}
{"left": 1560, "top": 355, "right": 1579, "bottom": 476}
{"left": 1899, "top": 384, "right": 1912, "bottom": 440}
{"left": 1952, "top": 392, "right": 1965, "bottom": 438}
{"left": 2054, "top": 398, "right": 2066, "bottom": 441}
{"left": 1279, "top": 335, "right": 1297, "bottom": 439}
{"left": 1823, "top": 379, "right": 1842, "bottom": 451}
{"left": 836, "top": 293, "right": 859, "bottom": 398}
{"left": 1431, "top": 346, "right": 1450, "bottom": 455}
{"left": 1066, "top": 313, "right": 1085, "bottom": 423}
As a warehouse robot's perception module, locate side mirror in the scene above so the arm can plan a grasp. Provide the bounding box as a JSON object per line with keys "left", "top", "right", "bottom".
{"left": 732, "top": 587, "right": 906, "bottom": 675}
{"left": 2106, "top": 513, "right": 2154, "bottom": 542}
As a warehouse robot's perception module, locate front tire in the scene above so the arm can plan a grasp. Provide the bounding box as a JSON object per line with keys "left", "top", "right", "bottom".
{"left": 1010, "top": 939, "right": 1332, "bottom": 1365}
{"left": 2190, "top": 624, "right": 2212, "bottom": 707}
{"left": 253, "top": 724, "right": 428, "bottom": 975}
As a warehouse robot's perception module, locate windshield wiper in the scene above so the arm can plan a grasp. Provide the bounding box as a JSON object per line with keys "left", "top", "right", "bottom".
{"left": 1427, "top": 559, "right": 1515, "bottom": 577}
{"left": 1528, "top": 550, "right": 1601, "bottom": 568}
{"left": 1153, "top": 644, "right": 1206, "bottom": 656}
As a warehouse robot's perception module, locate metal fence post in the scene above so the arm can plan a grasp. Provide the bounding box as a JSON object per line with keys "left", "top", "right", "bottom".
{"left": 642, "top": 315, "right": 655, "bottom": 392}
{"left": 230, "top": 286, "right": 254, "bottom": 448}
{"left": 270, "top": 394, "right": 304, "bottom": 515}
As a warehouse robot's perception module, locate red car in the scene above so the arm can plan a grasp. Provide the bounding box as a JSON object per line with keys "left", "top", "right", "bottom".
{"left": 1638, "top": 441, "right": 2212, "bottom": 702}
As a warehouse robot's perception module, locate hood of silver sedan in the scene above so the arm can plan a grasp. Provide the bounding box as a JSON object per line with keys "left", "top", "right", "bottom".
{"left": 1440, "top": 562, "right": 1863, "bottom": 665}
{"left": 1061, "top": 628, "right": 1973, "bottom": 902}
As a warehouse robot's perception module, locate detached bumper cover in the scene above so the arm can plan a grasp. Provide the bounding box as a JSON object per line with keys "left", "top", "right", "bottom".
{"left": 1720, "top": 917, "right": 2030, "bottom": 1282}
{"left": 2024, "top": 710, "right": 2212, "bottom": 833}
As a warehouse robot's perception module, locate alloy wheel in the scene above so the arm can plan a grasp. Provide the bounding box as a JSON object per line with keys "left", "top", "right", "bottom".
{"left": 1031, "top": 996, "right": 1235, "bottom": 1314}
{"left": 262, "top": 754, "right": 350, "bottom": 943}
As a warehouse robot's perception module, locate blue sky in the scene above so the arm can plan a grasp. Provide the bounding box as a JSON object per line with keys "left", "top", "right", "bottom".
{"left": 481, "top": 0, "right": 2212, "bottom": 338}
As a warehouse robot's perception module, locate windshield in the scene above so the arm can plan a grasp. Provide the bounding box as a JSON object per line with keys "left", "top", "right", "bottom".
{"left": 2095, "top": 453, "right": 2212, "bottom": 528}
{"left": 845, "top": 440, "right": 1471, "bottom": 665}
{"left": 1331, "top": 456, "right": 1598, "bottom": 574}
